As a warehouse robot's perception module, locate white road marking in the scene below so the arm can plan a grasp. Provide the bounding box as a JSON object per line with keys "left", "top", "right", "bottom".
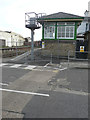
{"left": 0, "top": 63, "right": 8, "bottom": 67}
{"left": 44, "top": 63, "right": 50, "bottom": 68}
{"left": 10, "top": 64, "right": 22, "bottom": 68}
{"left": 24, "top": 65, "right": 36, "bottom": 70}
{"left": 0, "top": 88, "right": 49, "bottom": 97}
{"left": 59, "top": 67, "right": 67, "bottom": 71}
{"left": 0, "top": 83, "right": 8, "bottom": 86}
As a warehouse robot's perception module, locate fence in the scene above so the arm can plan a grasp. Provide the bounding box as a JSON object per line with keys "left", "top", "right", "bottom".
{"left": 28, "top": 49, "right": 89, "bottom": 67}
{"left": 1, "top": 44, "right": 89, "bottom": 68}
{"left": 67, "top": 51, "right": 89, "bottom": 68}
{"left": 1, "top": 41, "right": 41, "bottom": 58}
{"left": 24, "top": 49, "right": 68, "bottom": 66}
{"left": 1, "top": 46, "right": 31, "bottom": 58}
{"left": 2, "top": 41, "right": 41, "bottom": 48}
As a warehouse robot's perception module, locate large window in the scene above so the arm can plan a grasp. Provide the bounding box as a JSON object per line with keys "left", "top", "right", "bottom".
{"left": 43, "top": 22, "right": 75, "bottom": 39}
{"left": 44, "top": 23, "right": 55, "bottom": 39}
{"left": 57, "top": 22, "right": 75, "bottom": 39}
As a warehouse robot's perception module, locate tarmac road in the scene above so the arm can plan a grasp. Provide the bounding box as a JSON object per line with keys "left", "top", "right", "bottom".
{"left": 1, "top": 64, "right": 88, "bottom": 118}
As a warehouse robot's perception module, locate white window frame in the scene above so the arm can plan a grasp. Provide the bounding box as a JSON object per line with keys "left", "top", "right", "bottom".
{"left": 57, "top": 22, "right": 75, "bottom": 39}
{"left": 44, "top": 25, "right": 55, "bottom": 39}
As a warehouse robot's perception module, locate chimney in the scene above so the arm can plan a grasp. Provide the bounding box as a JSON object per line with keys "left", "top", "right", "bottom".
{"left": 84, "top": 10, "right": 89, "bottom": 17}
{"left": 88, "top": 1, "right": 90, "bottom": 17}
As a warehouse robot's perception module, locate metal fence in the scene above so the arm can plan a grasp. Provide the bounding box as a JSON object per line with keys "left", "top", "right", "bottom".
{"left": 1, "top": 41, "right": 41, "bottom": 58}
{"left": 67, "top": 50, "right": 89, "bottom": 68}
{"left": 1, "top": 46, "right": 31, "bottom": 58}
{"left": 1, "top": 43, "right": 90, "bottom": 68}
{"left": 24, "top": 49, "right": 68, "bottom": 66}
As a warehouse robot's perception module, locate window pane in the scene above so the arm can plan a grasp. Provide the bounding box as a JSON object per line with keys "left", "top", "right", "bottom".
{"left": 62, "top": 33, "right": 65, "bottom": 37}
{"left": 70, "top": 27, "right": 73, "bottom": 31}
{"left": 70, "top": 33, "right": 73, "bottom": 37}
{"left": 62, "top": 27, "right": 65, "bottom": 32}
{"left": 58, "top": 27, "right": 61, "bottom": 32}
{"left": 57, "top": 25, "right": 74, "bottom": 39}
{"left": 58, "top": 33, "right": 61, "bottom": 37}
{"left": 44, "top": 25, "right": 55, "bottom": 38}
{"left": 66, "top": 27, "right": 69, "bottom": 32}
{"left": 66, "top": 33, "right": 69, "bottom": 37}
{"left": 44, "top": 22, "right": 55, "bottom": 26}
{"left": 66, "top": 22, "right": 75, "bottom": 25}
{"left": 57, "top": 22, "right": 65, "bottom": 25}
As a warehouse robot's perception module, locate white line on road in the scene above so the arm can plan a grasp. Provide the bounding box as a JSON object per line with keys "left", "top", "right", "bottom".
{"left": 0, "top": 63, "right": 8, "bottom": 67}
{"left": 0, "top": 83, "right": 8, "bottom": 86}
{"left": 10, "top": 64, "right": 22, "bottom": 68}
{"left": 59, "top": 67, "right": 67, "bottom": 71}
{"left": 24, "top": 65, "right": 36, "bottom": 70}
{"left": 44, "top": 63, "right": 50, "bottom": 68}
{"left": 0, "top": 88, "right": 49, "bottom": 97}
{"left": 53, "top": 67, "right": 67, "bottom": 71}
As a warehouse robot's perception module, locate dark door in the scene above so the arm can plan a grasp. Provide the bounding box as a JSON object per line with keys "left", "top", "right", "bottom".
{"left": 76, "top": 40, "right": 88, "bottom": 59}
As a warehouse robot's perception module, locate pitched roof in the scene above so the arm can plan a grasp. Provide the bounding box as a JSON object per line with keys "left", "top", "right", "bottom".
{"left": 42, "top": 12, "right": 83, "bottom": 19}
{"left": 38, "top": 12, "right": 84, "bottom": 23}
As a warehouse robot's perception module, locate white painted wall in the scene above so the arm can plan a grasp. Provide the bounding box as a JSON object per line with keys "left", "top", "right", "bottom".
{"left": 0, "top": 31, "right": 11, "bottom": 46}
{"left": 88, "top": 1, "right": 90, "bottom": 17}
{"left": 0, "top": 31, "right": 25, "bottom": 47}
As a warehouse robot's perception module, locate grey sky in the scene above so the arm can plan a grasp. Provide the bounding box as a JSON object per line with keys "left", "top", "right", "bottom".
{"left": 0, "top": 0, "right": 89, "bottom": 40}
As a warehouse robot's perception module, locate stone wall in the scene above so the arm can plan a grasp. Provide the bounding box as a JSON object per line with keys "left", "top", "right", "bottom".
{"left": 42, "top": 40, "right": 76, "bottom": 57}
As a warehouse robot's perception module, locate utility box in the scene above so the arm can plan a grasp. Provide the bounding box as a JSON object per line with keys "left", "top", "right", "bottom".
{"left": 76, "top": 40, "right": 88, "bottom": 59}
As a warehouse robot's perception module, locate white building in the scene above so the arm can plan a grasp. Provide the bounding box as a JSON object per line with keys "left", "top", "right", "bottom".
{"left": 77, "top": 1, "right": 90, "bottom": 35}
{"left": 0, "top": 31, "right": 25, "bottom": 47}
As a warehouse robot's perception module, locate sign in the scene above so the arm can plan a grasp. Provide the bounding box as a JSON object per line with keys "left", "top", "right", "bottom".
{"left": 42, "top": 42, "right": 45, "bottom": 48}
{"left": 80, "top": 46, "right": 84, "bottom": 52}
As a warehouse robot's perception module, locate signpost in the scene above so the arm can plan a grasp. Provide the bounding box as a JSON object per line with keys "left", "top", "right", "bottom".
{"left": 80, "top": 46, "right": 84, "bottom": 52}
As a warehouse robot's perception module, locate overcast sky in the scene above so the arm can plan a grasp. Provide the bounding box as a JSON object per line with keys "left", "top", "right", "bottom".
{"left": 0, "top": 0, "right": 89, "bottom": 41}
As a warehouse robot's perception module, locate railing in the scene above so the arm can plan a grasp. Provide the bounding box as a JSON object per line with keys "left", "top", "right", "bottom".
{"left": 0, "top": 46, "right": 31, "bottom": 58}
{"left": 68, "top": 50, "right": 90, "bottom": 68}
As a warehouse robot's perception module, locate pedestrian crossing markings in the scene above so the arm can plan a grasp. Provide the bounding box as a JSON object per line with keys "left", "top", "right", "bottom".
{"left": 0, "top": 63, "right": 36, "bottom": 70}
{"left": 0, "top": 63, "right": 66, "bottom": 72}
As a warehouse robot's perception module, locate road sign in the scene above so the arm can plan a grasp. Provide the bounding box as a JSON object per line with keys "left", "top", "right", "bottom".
{"left": 42, "top": 42, "right": 45, "bottom": 48}
{"left": 80, "top": 46, "right": 84, "bottom": 52}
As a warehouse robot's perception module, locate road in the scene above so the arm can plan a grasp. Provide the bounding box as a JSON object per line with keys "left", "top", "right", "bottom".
{"left": 1, "top": 63, "right": 88, "bottom": 118}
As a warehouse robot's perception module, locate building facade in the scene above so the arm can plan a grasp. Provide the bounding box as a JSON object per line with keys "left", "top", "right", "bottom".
{"left": 76, "top": 1, "right": 90, "bottom": 59}
{"left": 0, "top": 31, "right": 25, "bottom": 47}
{"left": 39, "top": 12, "right": 84, "bottom": 56}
